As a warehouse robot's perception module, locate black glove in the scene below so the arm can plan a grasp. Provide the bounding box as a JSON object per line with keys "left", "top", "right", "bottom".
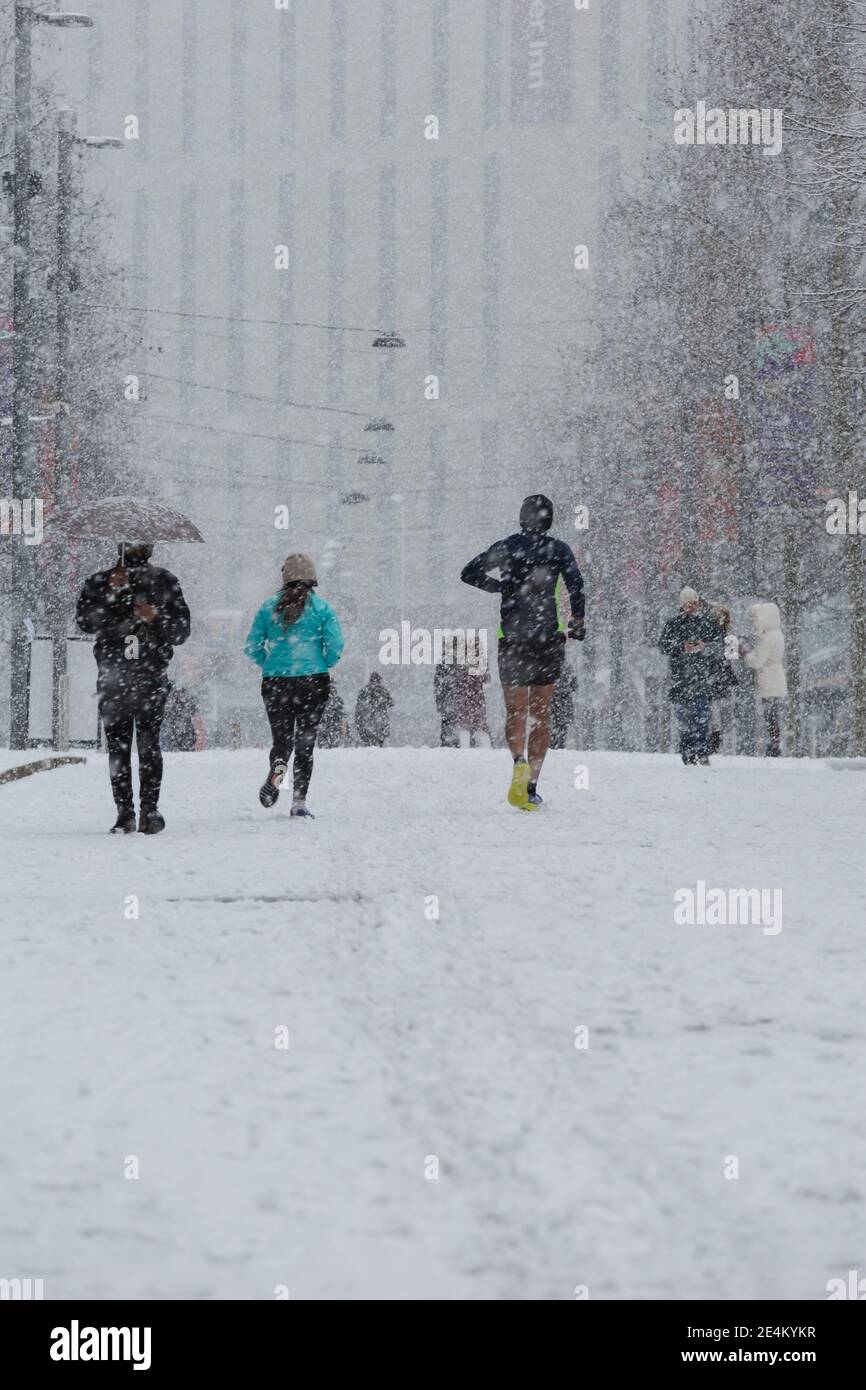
{"left": 568, "top": 618, "right": 586, "bottom": 642}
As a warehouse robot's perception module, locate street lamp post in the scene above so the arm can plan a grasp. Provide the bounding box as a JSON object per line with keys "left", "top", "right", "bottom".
{"left": 51, "top": 109, "right": 121, "bottom": 750}
{"left": 9, "top": 6, "right": 36, "bottom": 750}
{"left": 8, "top": 6, "right": 93, "bottom": 750}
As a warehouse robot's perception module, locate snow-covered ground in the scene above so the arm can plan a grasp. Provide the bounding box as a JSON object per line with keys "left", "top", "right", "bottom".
{"left": 1, "top": 748, "right": 864, "bottom": 1300}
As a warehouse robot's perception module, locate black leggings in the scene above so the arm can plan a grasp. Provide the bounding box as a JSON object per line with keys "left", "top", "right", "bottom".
{"left": 261, "top": 675, "right": 330, "bottom": 798}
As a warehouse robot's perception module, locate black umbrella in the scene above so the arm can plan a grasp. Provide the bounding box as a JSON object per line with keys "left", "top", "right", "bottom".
{"left": 52, "top": 496, "right": 204, "bottom": 562}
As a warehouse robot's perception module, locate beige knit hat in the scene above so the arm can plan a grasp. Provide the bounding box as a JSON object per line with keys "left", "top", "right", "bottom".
{"left": 679, "top": 586, "right": 699, "bottom": 608}
{"left": 281, "top": 553, "right": 317, "bottom": 587}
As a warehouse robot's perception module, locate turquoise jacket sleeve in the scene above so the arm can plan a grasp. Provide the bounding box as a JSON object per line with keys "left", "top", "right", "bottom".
{"left": 321, "top": 602, "right": 345, "bottom": 668}
{"left": 244, "top": 603, "right": 271, "bottom": 668}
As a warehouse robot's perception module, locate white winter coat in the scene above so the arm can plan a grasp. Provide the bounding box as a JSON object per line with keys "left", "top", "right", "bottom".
{"left": 744, "top": 602, "right": 787, "bottom": 699}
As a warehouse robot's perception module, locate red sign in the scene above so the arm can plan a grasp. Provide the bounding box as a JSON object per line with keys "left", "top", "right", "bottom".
{"left": 696, "top": 397, "right": 741, "bottom": 545}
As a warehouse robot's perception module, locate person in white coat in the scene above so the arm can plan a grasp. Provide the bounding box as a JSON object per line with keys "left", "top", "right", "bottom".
{"left": 742, "top": 601, "right": 787, "bottom": 756}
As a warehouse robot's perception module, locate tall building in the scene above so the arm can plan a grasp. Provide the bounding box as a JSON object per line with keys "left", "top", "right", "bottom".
{"left": 53, "top": 0, "right": 685, "bottom": 737}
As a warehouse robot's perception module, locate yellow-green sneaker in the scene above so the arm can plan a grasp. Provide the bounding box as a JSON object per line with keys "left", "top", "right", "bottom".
{"left": 507, "top": 759, "right": 533, "bottom": 811}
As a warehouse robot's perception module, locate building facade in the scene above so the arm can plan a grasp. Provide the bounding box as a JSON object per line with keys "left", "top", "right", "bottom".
{"left": 53, "top": 0, "right": 684, "bottom": 738}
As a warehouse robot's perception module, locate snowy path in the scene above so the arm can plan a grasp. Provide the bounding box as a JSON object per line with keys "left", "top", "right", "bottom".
{"left": 1, "top": 748, "right": 864, "bottom": 1300}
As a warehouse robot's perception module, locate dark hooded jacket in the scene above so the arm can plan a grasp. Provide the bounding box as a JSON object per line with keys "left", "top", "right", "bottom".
{"left": 76, "top": 558, "right": 191, "bottom": 673}
{"left": 460, "top": 531, "right": 585, "bottom": 646}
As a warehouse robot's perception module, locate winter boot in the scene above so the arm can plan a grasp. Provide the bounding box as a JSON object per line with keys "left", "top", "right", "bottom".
{"left": 110, "top": 808, "right": 137, "bottom": 834}
{"left": 138, "top": 806, "right": 165, "bottom": 835}
{"left": 259, "top": 759, "right": 287, "bottom": 808}
{"left": 697, "top": 755, "right": 711, "bottom": 767}
{"left": 290, "top": 799, "right": 315, "bottom": 819}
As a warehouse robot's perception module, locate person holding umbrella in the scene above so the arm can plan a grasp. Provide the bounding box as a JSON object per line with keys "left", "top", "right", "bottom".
{"left": 75, "top": 538, "right": 192, "bottom": 833}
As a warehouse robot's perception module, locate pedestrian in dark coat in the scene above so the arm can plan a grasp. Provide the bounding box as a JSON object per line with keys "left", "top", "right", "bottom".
{"left": 550, "top": 665, "right": 577, "bottom": 749}
{"left": 355, "top": 671, "right": 393, "bottom": 747}
{"left": 162, "top": 682, "right": 199, "bottom": 752}
{"left": 434, "top": 656, "right": 458, "bottom": 747}
{"left": 318, "top": 682, "right": 348, "bottom": 749}
{"left": 76, "top": 542, "right": 191, "bottom": 832}
{"left": 705, "top": 603, "right": 738, "bottom": 752}
{"left": 658, "top": 587, "right": 720, "bottom": 765}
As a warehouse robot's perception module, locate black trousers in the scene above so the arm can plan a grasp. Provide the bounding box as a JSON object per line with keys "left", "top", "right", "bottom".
{"left": 261, "top": 674, "right": 330, "bottom": 798}
{"left": 762, "top": 698, "right": 783, "bottom": 756}
{"left": 98, "top": 666, "right": 168, "bottom": 811}
{"left": 439, "top": 714, "right": 458, "bottom": 747}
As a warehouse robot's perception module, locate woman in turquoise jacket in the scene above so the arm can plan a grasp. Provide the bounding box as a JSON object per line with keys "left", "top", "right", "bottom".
{"left": 244, "top": 553, "right": 344, "bottom": 818}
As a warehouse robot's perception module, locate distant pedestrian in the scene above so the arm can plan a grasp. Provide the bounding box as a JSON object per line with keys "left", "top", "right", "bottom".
{"left": 161, "top": 682, "right": 199, "bottom": 752}
{"left": 433, "top": 654, "right": 459, "bottom": 747}
{"left": 355, "top": 671, "right": 393, "bottom": 747}
{"left": 742, "top": 602, "right": 787, "bottom": 757}
{"left": 318, "top": 681, "right": 349, "bottom": 749}
{"left": 550, "top": 664, "right": 577, "bottom": 749}
{"left": 454, "top": 649, "right": 491, "bottom": 748}
{"left": 659, "top": 587, "right": 720, "bottom": 766}
{"left": 706, "top": 603, "right": 738, "bottom": 753}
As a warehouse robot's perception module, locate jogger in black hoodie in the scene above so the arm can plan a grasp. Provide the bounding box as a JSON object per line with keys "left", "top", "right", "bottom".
{"left": 76, "top": 543, "right": 191, "bottom": 833}
{"left": 461, "top": 494, "right": 585, "bottom": 810}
